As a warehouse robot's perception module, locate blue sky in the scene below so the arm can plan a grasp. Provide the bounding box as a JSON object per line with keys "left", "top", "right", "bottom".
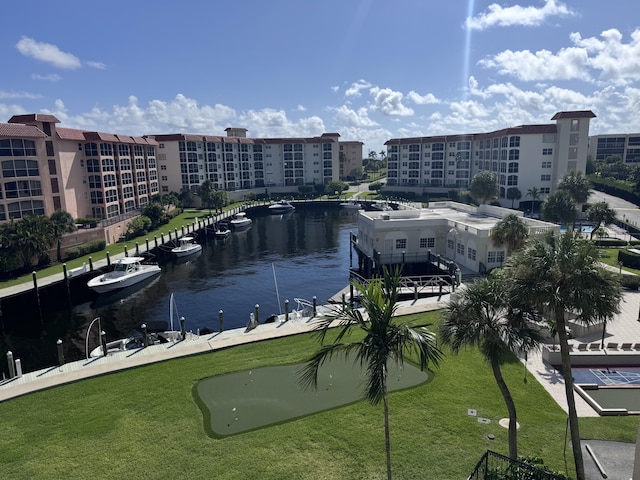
{"left": 1, "top": 0, "right": 640, "bottom": 155}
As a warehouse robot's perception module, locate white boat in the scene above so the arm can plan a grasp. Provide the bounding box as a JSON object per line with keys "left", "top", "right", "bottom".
{"left": 340, "top": 200, "right": 363, "bottom": 210}
{"left": 214, "top": 226, "right": 231, "bottom": 239}
{"left": 268, "top": 200, "right": 295, "bottom": 214}
{"left": 230, "top": 212, "right": 252, "bottom": 229}
{"left": 369, "top": 201, "right": 392, "bottom": 211}
{"left": 171, "top": 236, "right": 202, "bottom": 257}
{"left": 87, "top": 256, "right": 161, "bottom": 294}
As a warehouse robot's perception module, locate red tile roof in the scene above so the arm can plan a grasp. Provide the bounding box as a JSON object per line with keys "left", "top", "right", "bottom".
{"left": 8, "top": 113, "right": 60, "bottom": 124}
{"left": 0, "top": 123, "right": 48, "bottom": 138}
{"left": 56, "top": 127, "right": 87, "bottom": 141}
{"left": 551, "top": 110, "right": 596, "bottom": 120}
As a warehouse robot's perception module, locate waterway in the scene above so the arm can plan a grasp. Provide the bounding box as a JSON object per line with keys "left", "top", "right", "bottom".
{"left": 0, "top": 207, "right": 359, "bottom": 373}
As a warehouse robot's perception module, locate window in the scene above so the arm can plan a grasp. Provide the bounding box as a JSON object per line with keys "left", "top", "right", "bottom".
{"left": 85, "top": 143, "right": 98, "bottom": 156}
{"left": 0, "top": 139, "right": 37, "bottom": 157}
{"left": 7, "top": 200, "right": 44, "bottom": 219}
{"left": 467, "top": 247, "right": 476, "bottom": 261}
{"left": 542, "top": 161, "right": 552, "bottom": 168}
{"left": 540, "top": 174, "right": 551, "bottom": 181}
{"left": 88, "top": 175, "right": 101, "bottom": 188}
{"left": 509, "top": 136, "right": 520, "bottom": 147}
{"left": 488, "top": 251, "right": 505, "bottom": 264}
{"left": 4, "top": 180, "right": 42, "bottom": 198}
{"left": 1, "top": 159, "right": 39, "bottom": 177}
{"left": 447, "top": 238, "right": 454, "bottom": 250}
{"left": 419, "top": 237, "right": 435, "bottom": 249}
{"left": 457, "top": 243, "right": 465, "bottom": 256}
{"left": 48, "top": 159, "right": 57, "bottom": 175}
{"left": 542, "top": 148, "right": 553, "bottom": 155}
{"left": 508, "top": 162, "right": 518, "bottom": 173}
{"left": 395, "top": 239, "right": 407, "bottom": 249}
{"left": 571, "top": 119, "right": 580, "bottom": 131}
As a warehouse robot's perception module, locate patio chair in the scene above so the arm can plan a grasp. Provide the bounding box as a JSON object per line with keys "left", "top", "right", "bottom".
{"left": 606, "top": 343, "right": 618, "bottom": 350}
{"left": 589, "top": 343, "right": 601, "bottom": 350}
{"left": 621, "top": 343, "right": 633, "bottom": 350}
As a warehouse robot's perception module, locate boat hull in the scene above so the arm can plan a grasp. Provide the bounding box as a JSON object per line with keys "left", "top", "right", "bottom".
{"left": 87, "top": 266, "right": 161, "bottom": 294}
{"left": 171, "top": 244, "right": 202, "bottom": 257}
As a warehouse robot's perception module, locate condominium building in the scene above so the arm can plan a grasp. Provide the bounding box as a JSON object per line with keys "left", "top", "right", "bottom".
{"left": 338, "top": 140, "right": 364, "bottom": 180}
{"left": 0, "top": 114, "right": 158, "bottom": 224}
{"left": 148, "top": 130, "right": 342, "bottom": 194}
{"left": 384, "top": 110, "right": 595, "bottom": 209}
{"left": 588, "top": 133, "right": 640, "bottom": 164}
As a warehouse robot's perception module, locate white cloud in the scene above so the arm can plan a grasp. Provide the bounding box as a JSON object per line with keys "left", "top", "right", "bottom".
{"left": 479, "top": 46, "right": 589, "bottom": 81}
{"left": 369, "top": 87, "right": 414, "bottom": 116}
{"left": 332, "top": 105, "right": 378, "bottom": 128}
{"left": 16, "top": 37, "right": 81, "bottom": 69}
{"left": 465, "top": 0, "right": 575, "bottom": 31}
{"left": 86, "top": 61, "right": 106, "bottom": 70}
{"left": 407, "top": 91, "right": 440, "bottom": 105}
{"left": 296, "top": 104, "right": 307, "bottom": 112}
{"left": 0, "top": 90, "right": 42, "bottom": 100}
{"left": 31, "top": 73, "right": 62, "bottom": 82}
{"left": 345, "top": 80, "right": 372, "bottom": 97}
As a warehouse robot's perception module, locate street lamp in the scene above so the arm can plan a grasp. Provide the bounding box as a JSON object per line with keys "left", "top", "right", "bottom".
{"left": 448, "top": 227, "right": 460, "bottom": 260}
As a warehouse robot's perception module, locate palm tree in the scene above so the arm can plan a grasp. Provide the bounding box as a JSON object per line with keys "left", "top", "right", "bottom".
{"left": 585, "top": 201, "right": 616, "bottom": 240}
{"left": 542, "top": 190, "right": 577, "bottom": 228}
{"left": 469, "top": 171, "right": 499, "bottom": 205}
{"left": 298, "top": 267, "right": 442, "bottom": 480}
{"left": 526, "top": 187, "right": 541, "bottom": 217}
{"left": 440, "top": 271, "right": 541, "bottom": 460}
{"left": 490, "top": 214, "right": 529, "bottom": 256}
{"left": 50, "top": 210, "right": 77, "bottom": 261}
{"left": 508, "top": 231, "right": 622, "bottom": 480}
{"left": 558, "top": 171, "right": 591, "bottom": 220}
{"left": 506, "top": 187, "right": 521, "bottom": 209}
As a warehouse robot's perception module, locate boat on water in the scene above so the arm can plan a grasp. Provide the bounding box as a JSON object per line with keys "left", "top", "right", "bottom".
{"left": 268, "top": 200, "right": 295, "bottom": 214}
{"left": 87, "top": 256, "right": 161, "bottom": 294}
{"left": 230, "top": 212, "right": 252, "bottom": 229}
{"left": 340, "top": 200, "right": 363, "bottom": 210}
{"left": 214, "top": 225, "right": 232, "bottom": 239}
{"left": 369, "top": 201, "right": 392, "bottom": 211}
{"left": 171, "top": 236, "right": 202, "bottom": 257}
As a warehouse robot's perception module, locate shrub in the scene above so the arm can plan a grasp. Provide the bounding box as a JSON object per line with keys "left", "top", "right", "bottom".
{"left": 620, "top": 275, "right": 640, "bottom": 290}
{"left": 369, "top": 182, "right": 383, "bottom": 192}
{"left": 618, "top": 249, "right": 640, "bottom": 269}
{"left": 65, "top": 239, "right": 106, "bottom": 260}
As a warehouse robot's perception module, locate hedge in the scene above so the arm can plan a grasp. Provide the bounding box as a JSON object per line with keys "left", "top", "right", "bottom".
{"left": 66, "top": 239, "right": 106, "bottom": 260}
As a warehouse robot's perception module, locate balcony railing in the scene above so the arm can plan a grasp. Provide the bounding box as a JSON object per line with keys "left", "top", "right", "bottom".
{"left": 468, "top": 450, "right": 567, "bottom": 480}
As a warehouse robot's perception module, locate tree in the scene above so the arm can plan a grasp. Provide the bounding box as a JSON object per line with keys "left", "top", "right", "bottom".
{"left": 469, "top": 171, "right": 498, "bottom": 205}
{"left": 198, "top": 180, "right": 217, "bottom": 214}
{"left": 585, "top": 201, "right": 616, "bottom": 240}
{"left": 506, "top": 187, "right": 522, "bottom": 209}
{"left": 50, "top": 210, "right": 77, "bottom": 261}
{"left": 326, "top": 181, "right": 348, "bottom": 197}
{"left": 211, "top": 190, "right": 229, "bottom": 213}
{"left": 125, "top": 215, "right": 152, "bottom": 238}
{"left": 142, "top": 203, "right": 165, "bottom": 229}
{"left": 178, "top": 189, "right": 195, "bottom": 208}
{"left": 298, "top": 267, "right": 442, "bottom": 480}
{"left": 508, "top": 231, "right": 622, "bottom": 480}
{"left": 542, "top": 190, "right": 577, "bottom": 227}
{"left": 558, "top": 171, "right": 591, "bottom": 217}
{"left": 490, "top": 213, "right": 529, "bottom": 256}
{"left": 440, "top": 271, "right": 541, "bottom": 460}
{"left": 14, "top": 215, "right": 56, "bottom": 269}
{"left": 526, "top": 187, "right": 541, "bottom": 217}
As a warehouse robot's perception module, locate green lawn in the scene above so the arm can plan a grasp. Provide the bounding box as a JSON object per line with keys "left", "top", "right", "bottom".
{"left": 0, "top": 312, "right": 635, "bottom": 480}
{"left": 599, "top": 247, "right": 640, "bottom": 275}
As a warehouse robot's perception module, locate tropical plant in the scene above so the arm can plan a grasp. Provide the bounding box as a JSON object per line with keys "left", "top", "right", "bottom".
{"left": 526, "top": 187, "right": 541, "bottom": 217}
{"left": 558, "top": 171, "right": 591, "bottom": 218}
{"left": 50, "top": 209, "right": 77, "bottom": 261}
{"left": 585, "top": 201, "right": 616, "bottom": 240}
{"left": 142, "top": 203, "right": 166, "bottom": 229}
{"left": 469, "top": 171, "right": 499, "bottom": 205}
{"left": 542, "top": 190, "right": 577, "bottom": 227}
{"left": 198, "top": 180, "right": 217, "bottom": 214}
{"left": 211, "top": 190, "right": 229, "bottom": 213}
{"left": 508, "top": 230, "right": 622, "bottom": 480}
{"left": 298, "top": 267, "right": 442, "bottom": 480}
{"left": 13, "top": 215, "right": 56, "bottom": 269}
{"left": 506, "top": 187, "right": 522, "bottom": 209}
{"left": 125, "top": 215, "right": 152, "bottom": 238}
{"left": 490, "top": 214, "right": 529, "bottom": 256}
{"left": 440, "top": 271, "right": 542, "bottom": 460}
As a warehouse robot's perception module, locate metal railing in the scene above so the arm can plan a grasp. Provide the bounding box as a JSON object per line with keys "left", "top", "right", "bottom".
{"left": 468, "top": 450, "right": 567, "bottom": 480}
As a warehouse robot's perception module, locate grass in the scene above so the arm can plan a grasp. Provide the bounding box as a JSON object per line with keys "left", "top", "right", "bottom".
{"left": 0, "top": 311, "right": 635, "bottom": 480}
{"left": 599, "top": 247, "right": 640, "bottom": 275}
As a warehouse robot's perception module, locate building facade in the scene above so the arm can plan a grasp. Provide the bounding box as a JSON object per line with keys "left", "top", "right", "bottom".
{"left": 354, "top": 201, "right": 559, "bottom": 274}
{"left": 0, "top": 114, "right": 159, "bottom": 224}
{"left": 149, "top": 130, "right": 342, "bottom": 194}
{"left": 384, "top": 110, "right": 595, "bottom": 209}
{"left": 588, "top": 133, "right": 640, "bottom": 164}
{"left": 338, "top": 140, "right": 364, "bottom": 180}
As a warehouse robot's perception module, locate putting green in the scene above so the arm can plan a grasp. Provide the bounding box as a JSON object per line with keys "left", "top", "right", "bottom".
{"left": 194, "top": 355, "right": 434, "bottom": 437}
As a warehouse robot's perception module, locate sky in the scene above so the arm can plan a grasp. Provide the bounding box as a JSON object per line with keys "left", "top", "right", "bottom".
{"left": 1, "top": 0, "right": 640, "bottom": 155}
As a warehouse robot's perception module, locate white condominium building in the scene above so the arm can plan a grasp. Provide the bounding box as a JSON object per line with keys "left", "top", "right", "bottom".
{"left": 384, "top": 110, "right": 595, "bottom": 209}
{"left": 588, "top": 133, "right": 640, "bottom": 164}
{"left": 149, "top": 130, "right": 342, "bottom": 194}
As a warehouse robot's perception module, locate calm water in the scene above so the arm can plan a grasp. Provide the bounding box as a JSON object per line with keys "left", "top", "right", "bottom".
{"left": 2, "top": 207, "right": 358, "bottom": 373}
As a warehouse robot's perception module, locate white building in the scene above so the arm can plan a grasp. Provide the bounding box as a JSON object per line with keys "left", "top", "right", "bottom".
{"left": 353, "top": 202, "right": 559, "bottom": 276}
{"left": 149, "top": 130, "right": 343, "bottom": 196}
{"left": 588, "top": 133, "right": 640, "bottom": 164}
{"left": 384, "top": 110, "right": 595, "bottom": 210}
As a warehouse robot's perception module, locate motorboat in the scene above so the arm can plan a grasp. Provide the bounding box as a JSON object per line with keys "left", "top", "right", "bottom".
{"left": 230, "top": 212, "right": 252, "bottom": 229}
{"left": 87, "top": 256, "right": 161, "bottom": 294}
{"left": 340, "top": 200, "right": 363, "bottom": 210}
{"left": 369, "top": 201, "right": 392, "bottom": 211}
{"left": 214, "top": 226, "right": 232, "bottom": 239}
{"left": 268, "top": 200, "right": 295, "bottom": 214}
{"left": 171, "top": 236, "right": 202, "bottom": 257}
